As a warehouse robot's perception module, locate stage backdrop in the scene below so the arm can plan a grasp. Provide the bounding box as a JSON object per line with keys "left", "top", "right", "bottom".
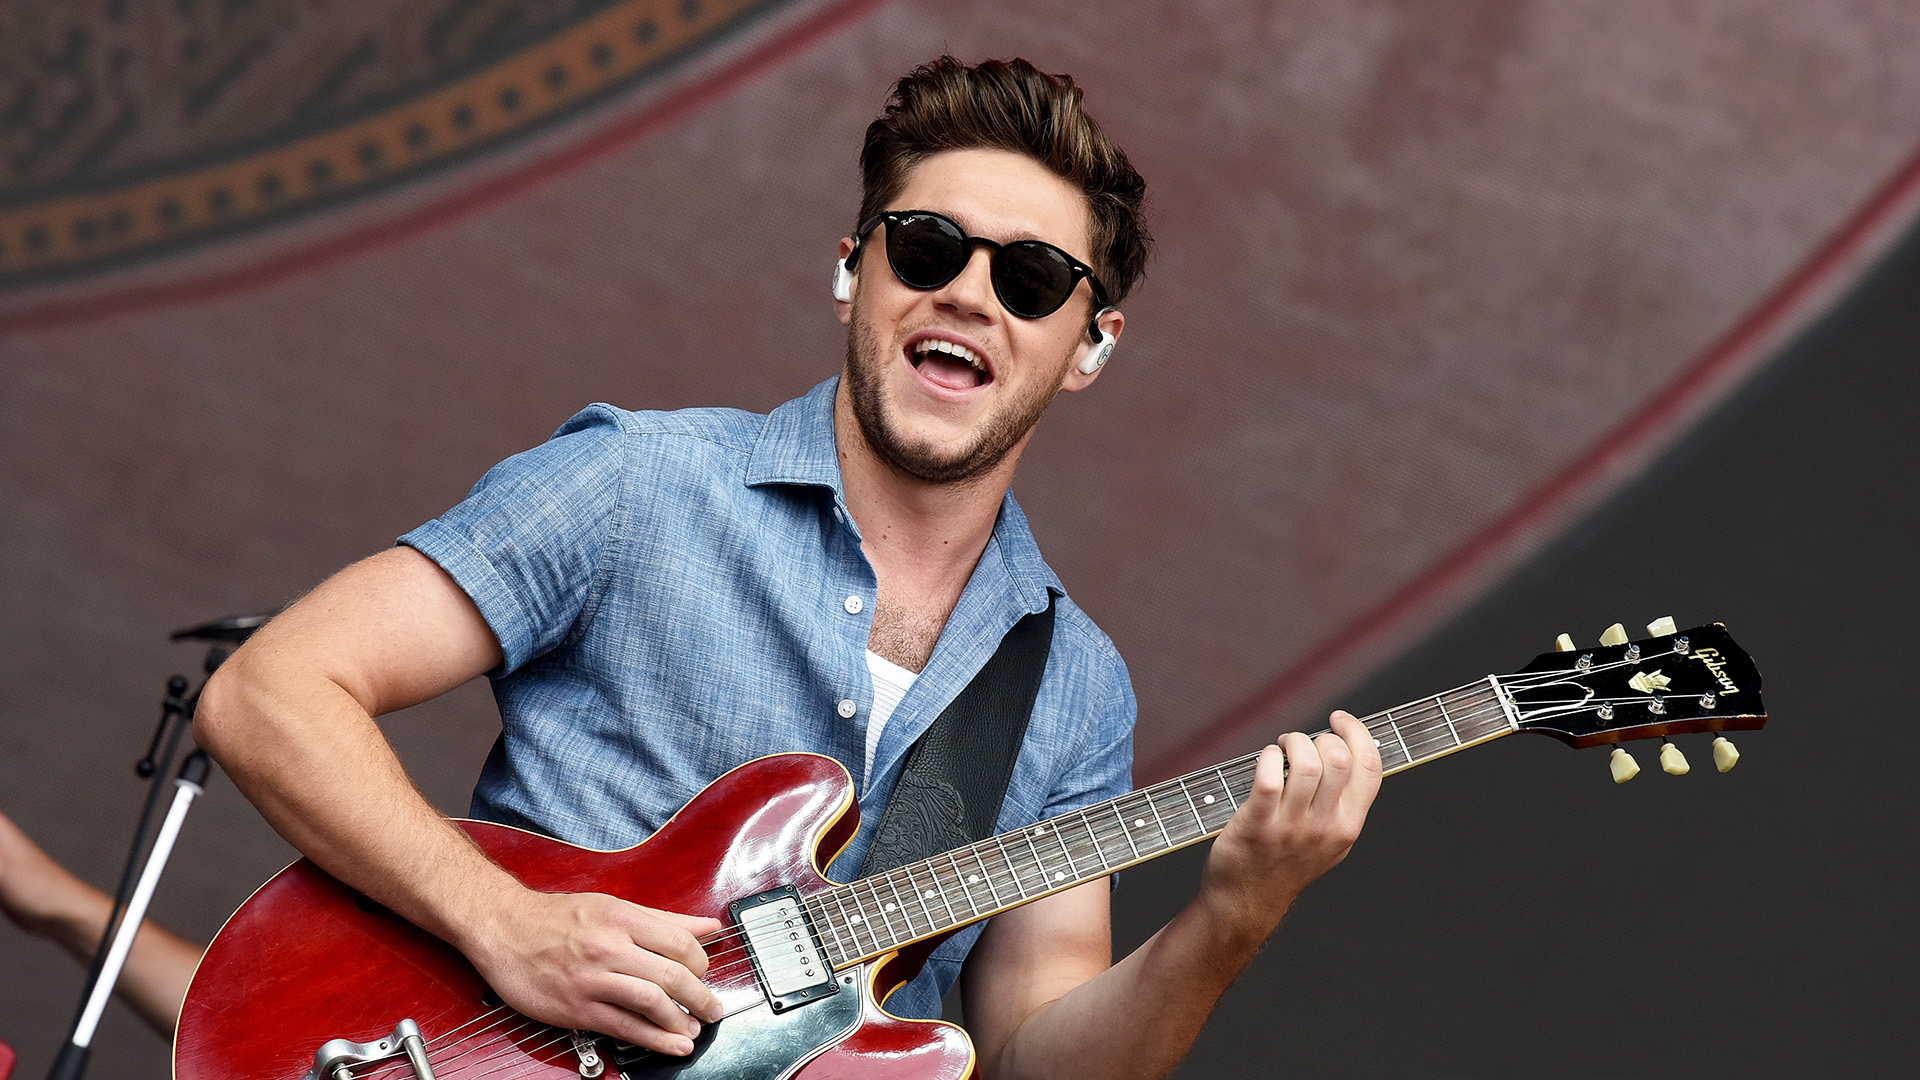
{"left": 2, "top": 1, "right": 1917, "bottom": 1075}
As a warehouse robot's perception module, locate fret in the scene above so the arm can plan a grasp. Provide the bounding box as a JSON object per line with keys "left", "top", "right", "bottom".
{"left": 1019, "top": 826, "right": 1064, "bottom": 890}
{"left": 1178, "top": 779, "right": 1208, "bottom": 833}
{"left": 811, "top": 892, "right": 852, "bottom": 963}
{"left": 1007, "top": 831, "right": 1049, "bottom": 894}
{"left": 1214, "top": 766, "right": 1240, "bottom": 810}
{"left": 991, "top": 835, "right": 1034, "bottom": 898}
{"left": 1435, "top": 694, "right": 1463, "bottom": 746}
{"left": 1189, "top": 768, "right": 1236, "bottom": 830}
{"left": 835, "top": 889, "right": 880, "bottom": 956}
{"left": 945, "top": 852, "right": 983, "bottom": 916}
{"left": 1142, "top": 789, "right": 1175, "bottom": 850}
{"left": 909, "top": 861, "right": 958, "bottom": 926}
{"left": 1109, "top": 802, "right": 1144, "bottom": 860}
{"left": 967, "top": 844, "right": 1006, "bottom": 906}
{"left": 1045, "top": 821, "right": 1081, "bottom": 881}
{"left": 1381, "top": 708, "right": 1413, "bottom": 765}
{"left": 878, "top": 874, "right": 920, "bottom": 939}
{"left": 857, "top": 880, "right": 895, "bottom": 945}
{"left": 1075, "top": 808, "right": 1115, "bottom": 874}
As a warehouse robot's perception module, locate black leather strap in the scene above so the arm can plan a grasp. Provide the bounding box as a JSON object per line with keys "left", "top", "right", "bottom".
{"left": 857, "top": 597, "right": 1057, "bottom": 877}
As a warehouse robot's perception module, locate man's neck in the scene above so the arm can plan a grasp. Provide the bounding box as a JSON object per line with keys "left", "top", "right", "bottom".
{"left": 833, "top": 383, "right": 1023, "bottom": 671}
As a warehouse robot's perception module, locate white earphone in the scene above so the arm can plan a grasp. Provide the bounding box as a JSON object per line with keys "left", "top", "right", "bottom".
{"left": 1078, "top": 308, "right": 1118, "bottom": 374}
{"left": 832, "top": 257, "right": 856, "bottom": 303}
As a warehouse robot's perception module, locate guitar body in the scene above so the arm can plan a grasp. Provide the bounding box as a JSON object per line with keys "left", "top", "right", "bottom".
{"left": 176, "top": 754, "right": 973, "bottom": 1080}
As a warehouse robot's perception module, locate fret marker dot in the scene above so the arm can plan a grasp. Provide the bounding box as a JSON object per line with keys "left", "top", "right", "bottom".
{"left": 968, "top": 874, "right": 980, "bottom": 884}
{"left": 924, "top": 890, "right": 935, "bottom": 899}
{"left": 1203, "top": 795, "right": 1215, "bottom": 804}
{"left": 1035, "top": 826, "right": 1048, "bottom": 835}
{"left": 849, "top": 915, "right": 862, "bottom": 924}
{"left": 1373, "top": 737, "right": 1382, "bottom": 748}
{"left": 1134, "top": 818, "right": 1146, "bottom": 828}
{"left": 1053, "top": 871, "right": 1065, "bottom": 881}
{"left": 884, "top": 903, "right": 896, "bottom": 912}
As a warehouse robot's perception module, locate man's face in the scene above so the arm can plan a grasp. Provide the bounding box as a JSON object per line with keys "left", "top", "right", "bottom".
{"left": 837, "top": 147, "right": 1112, "bottom": 485}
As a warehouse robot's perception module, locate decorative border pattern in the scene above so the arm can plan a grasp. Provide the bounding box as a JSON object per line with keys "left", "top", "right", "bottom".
{"left": 0, "top": 0, "right": 785, "bottom": 288}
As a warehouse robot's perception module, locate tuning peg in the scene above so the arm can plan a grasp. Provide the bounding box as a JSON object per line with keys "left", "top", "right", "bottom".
{"left": 1599, "top": 623, "right": 1629, "bottom": 646}
{"left": 1659, "top": 739, "right": 1690, "bottom": 775}
{"left": 1555, "top": 633, "right": 1576, "bottom": 652}
{"left": 1646, "top": 616, "right": 1677, "bottom": 637}
{"left": 1712, "top": 737, "right": 1740, "bottom": 773}
{"left": 1610, "top": 747, "right": 1640, "bottom": 784}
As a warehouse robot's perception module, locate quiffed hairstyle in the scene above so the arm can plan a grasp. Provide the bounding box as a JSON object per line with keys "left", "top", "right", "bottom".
{"left": 858, "top": 57, "right": 1151, "bottom": 305}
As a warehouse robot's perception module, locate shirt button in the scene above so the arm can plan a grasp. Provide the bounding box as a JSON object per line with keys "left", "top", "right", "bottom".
{"left": 837, "top": 699, "right": 858, "bottom": 718}
{"left": 843, "top": 595, "right": 864, "bottom": 615}
{"left": 833, "top": 507, "right": 845, "bottom": 523}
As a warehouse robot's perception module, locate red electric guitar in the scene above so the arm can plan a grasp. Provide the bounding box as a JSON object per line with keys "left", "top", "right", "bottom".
{"left": 175, "top": 620, "right": 1765, "bottom": 1080}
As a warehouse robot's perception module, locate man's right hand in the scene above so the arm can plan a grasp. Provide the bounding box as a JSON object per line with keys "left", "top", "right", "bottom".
{"left": 195, "top": 548, "right": 726, "bottom": 1056}
{"left": 460, "top": 888, "right": 725, "bottom": 1057}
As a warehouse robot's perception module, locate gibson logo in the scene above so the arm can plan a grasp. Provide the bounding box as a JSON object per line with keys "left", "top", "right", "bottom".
{"left": 1692, "top": 648, "right": 1740, "bottom": 695}
{"left": 1627, "top": 670, "right": 1672, "bottom": 694}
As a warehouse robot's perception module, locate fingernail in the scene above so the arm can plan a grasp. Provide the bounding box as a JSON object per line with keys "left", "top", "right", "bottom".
{"left": 676, "top": 1038, "right": 695, "bottom": 1056}
{"left": 688, "top": 1020, "right": 701, "bottom": 1038}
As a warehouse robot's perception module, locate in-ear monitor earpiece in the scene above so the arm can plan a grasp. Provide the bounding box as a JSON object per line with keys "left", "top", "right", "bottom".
{"left": 1078, "top": 308, "right": 1117, "bottom": 374}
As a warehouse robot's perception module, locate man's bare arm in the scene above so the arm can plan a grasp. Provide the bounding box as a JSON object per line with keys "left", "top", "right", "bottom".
{"left": 194, "top": 546, "right": 723, "bottom": 1055}
{"left": 960, "top": 712, "right": 1383, "bottom": 1080}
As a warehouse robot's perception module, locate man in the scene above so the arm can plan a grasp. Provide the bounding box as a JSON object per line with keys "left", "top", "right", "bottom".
{"left": 196, "top": 57, "right": 1381, "bottom": 1079}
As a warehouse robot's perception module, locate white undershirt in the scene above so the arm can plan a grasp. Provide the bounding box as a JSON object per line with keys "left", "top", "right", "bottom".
{"left": 864, "top": 649, "right": 920, "bottom": 787}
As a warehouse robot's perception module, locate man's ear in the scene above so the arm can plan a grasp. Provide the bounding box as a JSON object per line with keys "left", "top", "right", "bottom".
{"left": 1063, "top": 306, "right": 1124, "bottom": 391}
{"left": 833, "top": 236, "right": 858, "bottom": 325}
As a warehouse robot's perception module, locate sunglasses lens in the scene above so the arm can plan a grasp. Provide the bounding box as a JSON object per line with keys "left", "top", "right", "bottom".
{"left": 885, "top": 214, "right": 971, "bottom": 289}
{"left": 878, "top": 212, "right": 1088, "bottom": 318}
{"left": 992, "top": 242, "right": 1078, "bottom": 318}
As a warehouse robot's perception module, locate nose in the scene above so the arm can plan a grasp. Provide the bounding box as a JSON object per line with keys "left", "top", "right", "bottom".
{"left": 929, "top": 246, "right": 998, "bottom": 323}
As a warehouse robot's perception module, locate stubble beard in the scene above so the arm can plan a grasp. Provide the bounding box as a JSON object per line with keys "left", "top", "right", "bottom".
{"left": 843, "top": 306, "right": 1068, "bottom": 485}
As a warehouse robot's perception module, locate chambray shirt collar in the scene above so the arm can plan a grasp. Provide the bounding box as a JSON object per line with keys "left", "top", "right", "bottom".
{"left": 744, "top": 375, "right": 1059, "bottom": 615}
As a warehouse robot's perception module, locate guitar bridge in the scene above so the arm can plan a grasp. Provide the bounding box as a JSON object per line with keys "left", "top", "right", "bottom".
{"left": 728, "top": 885, "right": 838, "bottom": 1013}
{"left": 304, "top": 1018, "right": 437, "bottom": 1080}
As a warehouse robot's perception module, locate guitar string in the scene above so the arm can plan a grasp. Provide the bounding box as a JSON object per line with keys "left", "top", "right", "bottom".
{"left": 347, "top": 646, "right": 1692, "bottom": 1074}
{"left": 580, "top": 651, "right": 1673, "bottom": 973}
{"left": 800, "top": 647, "right": 1699, "bottom": 965}
{"left": 618, "top": 650, "right": 1669, "bottom": 972}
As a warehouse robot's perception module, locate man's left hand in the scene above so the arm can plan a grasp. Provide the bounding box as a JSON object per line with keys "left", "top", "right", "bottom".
{"left": 1197, "top": 710, "right": 1383, "bottom": 943}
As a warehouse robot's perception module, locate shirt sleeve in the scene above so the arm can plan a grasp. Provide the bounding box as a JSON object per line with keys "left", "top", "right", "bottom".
{"left": 1040, "top": 637, "right": 1137, "bottom": 820}
{"left": 399, "top": 405, "right": 629, "bottom": 674}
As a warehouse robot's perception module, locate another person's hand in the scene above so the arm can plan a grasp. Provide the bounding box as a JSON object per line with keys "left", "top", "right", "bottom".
{"left": 0, "top": 808, "right": 101, "bottom": 952}
{"left": 0, "top": 807, "right": 204, "bottom": 1036}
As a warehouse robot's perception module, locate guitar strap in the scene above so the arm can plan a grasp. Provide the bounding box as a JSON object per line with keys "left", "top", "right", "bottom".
{"left": 856, "top": 595, "right": 1057, "bottom": 878}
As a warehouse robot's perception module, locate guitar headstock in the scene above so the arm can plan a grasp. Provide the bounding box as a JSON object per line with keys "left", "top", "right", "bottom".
{"left": 1496, "top": 620, "right": 1766, "bottom": 779}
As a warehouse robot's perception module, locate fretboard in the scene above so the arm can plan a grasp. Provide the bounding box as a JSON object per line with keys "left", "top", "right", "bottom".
{"left": 807, "top": 677, "right": 1518, "bottom": 968}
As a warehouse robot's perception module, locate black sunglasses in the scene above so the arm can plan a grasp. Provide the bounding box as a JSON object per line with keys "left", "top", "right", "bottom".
{"left": 847, "top": 210, "right": 1111, "bottom": 323}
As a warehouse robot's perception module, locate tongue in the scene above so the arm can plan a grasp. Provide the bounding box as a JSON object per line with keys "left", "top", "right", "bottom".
{"left": 916, "top": 351, "right": 982, "bottom": 390}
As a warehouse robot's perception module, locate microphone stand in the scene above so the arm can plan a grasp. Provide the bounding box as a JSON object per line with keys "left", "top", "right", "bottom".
{"left": 46, "top": 614, "right": 267, "bottom": 1080}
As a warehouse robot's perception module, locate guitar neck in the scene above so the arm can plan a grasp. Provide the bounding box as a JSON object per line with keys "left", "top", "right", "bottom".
{"left": 811, "top": 677, "right": 1519, "bottom": 968}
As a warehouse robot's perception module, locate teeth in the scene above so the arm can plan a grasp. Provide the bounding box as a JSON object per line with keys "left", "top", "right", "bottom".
{"left": 913, "top": 338, "right": 984, "bottom": 371}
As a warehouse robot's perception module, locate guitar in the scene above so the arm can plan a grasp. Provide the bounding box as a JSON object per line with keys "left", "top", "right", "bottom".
{"left": 175, "top": 620, "right": 1765, "bottom": 1080}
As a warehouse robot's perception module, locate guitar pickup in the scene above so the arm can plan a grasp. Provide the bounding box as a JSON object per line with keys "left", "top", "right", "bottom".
{"left": 729, "top": 885, "right": 838, "bottom": 1013}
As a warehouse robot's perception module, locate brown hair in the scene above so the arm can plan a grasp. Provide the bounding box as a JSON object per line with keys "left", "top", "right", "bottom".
{"left": 858, "top": 57, "right": 1151, "bottom": 305}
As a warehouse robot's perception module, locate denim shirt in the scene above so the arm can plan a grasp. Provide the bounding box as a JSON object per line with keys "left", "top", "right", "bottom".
{"left": 400, "top": 376, "right": 1136, "bottom": 1018}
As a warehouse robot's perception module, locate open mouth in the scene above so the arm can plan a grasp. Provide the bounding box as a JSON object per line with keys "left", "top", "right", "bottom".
{"left": 908, "top": 337, "right": 991, "bottom": 390}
